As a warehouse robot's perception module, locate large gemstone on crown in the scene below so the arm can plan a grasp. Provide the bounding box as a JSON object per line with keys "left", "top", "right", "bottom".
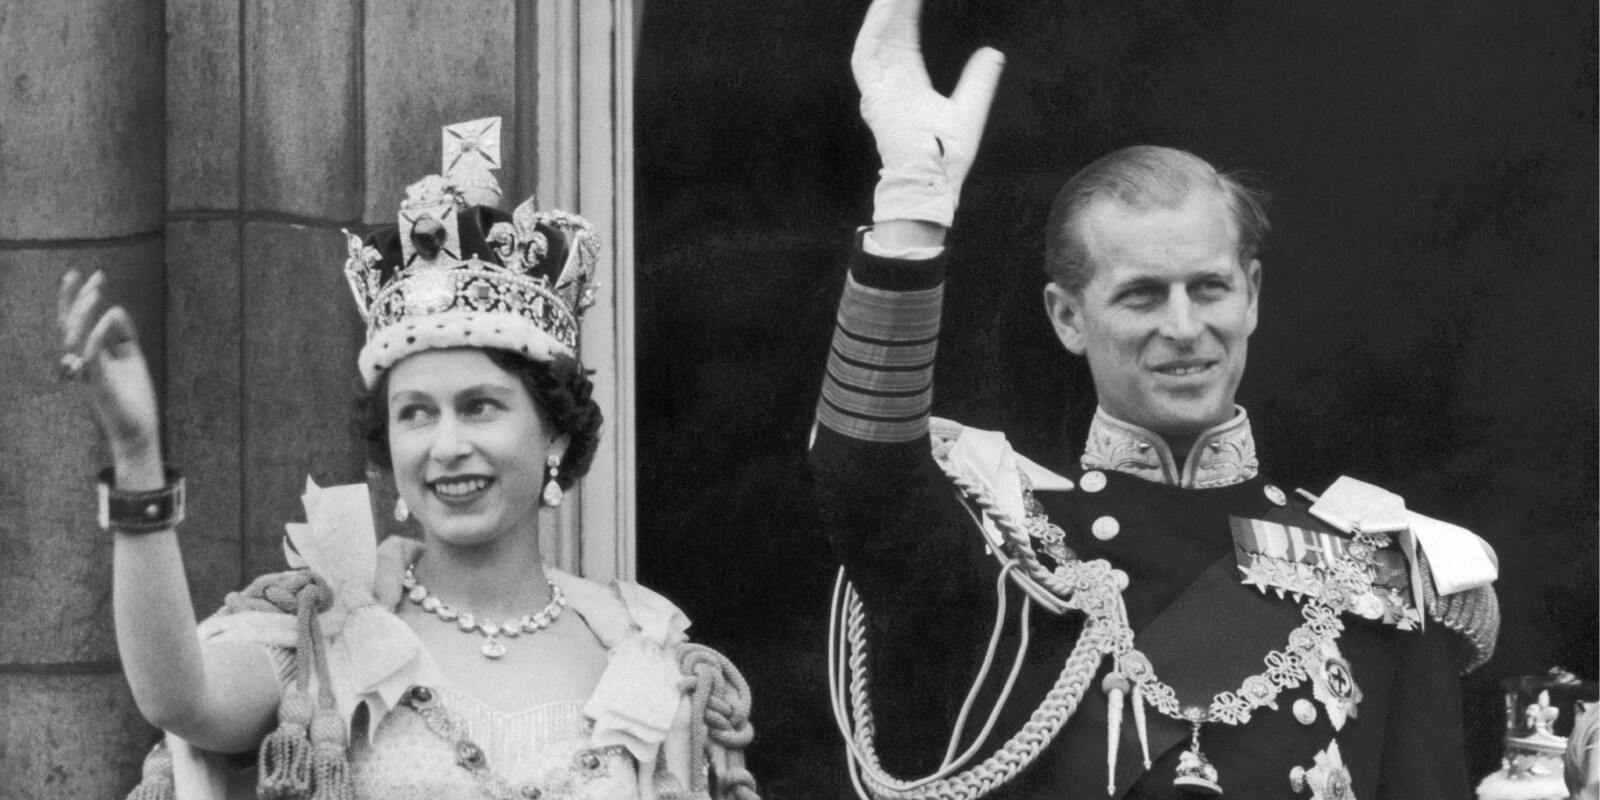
{"left": 404, "top": 270, "right": 457, "bottom": 315}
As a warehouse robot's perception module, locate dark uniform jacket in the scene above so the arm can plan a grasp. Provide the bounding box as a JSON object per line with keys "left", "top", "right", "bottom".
{"left": 810, "top": 242, "right": 1498, "bottom": 799}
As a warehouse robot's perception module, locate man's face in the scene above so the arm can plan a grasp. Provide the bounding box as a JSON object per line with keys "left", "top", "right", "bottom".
{"left": 1044, "top": 190, "right": 1261, "bottom": 439}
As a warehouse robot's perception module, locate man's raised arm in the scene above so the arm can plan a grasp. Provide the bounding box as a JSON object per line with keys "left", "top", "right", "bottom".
{"left": 815, "top": 0, "right": 1004, "bottom": 450}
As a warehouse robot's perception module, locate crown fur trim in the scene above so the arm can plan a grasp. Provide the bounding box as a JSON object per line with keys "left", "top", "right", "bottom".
{"left": 357, "top": 310, "right": 572, "bottom": 388}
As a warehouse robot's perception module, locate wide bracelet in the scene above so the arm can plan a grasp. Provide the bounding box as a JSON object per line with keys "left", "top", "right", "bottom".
{"left": 97, "top": 468, "right": 186, "bottom": 533}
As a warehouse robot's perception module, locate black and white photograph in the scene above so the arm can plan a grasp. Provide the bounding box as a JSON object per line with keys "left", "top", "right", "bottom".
{"left": 1, "top": 1, "right": 1594, "bottom": 798}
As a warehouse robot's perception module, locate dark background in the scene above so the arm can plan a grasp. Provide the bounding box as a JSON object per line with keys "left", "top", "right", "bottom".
{"left": 634, "top": 2, "right": 1598, "bottom": 797}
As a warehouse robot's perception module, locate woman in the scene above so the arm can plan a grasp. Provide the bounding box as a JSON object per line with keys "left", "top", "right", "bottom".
{"left": 58, "top": 118, "right": 757, "bottom": 800}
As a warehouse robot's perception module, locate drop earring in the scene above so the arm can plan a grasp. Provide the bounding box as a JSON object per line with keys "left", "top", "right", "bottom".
{"left": 394, "top": 497, "right": 410, "bottom": 522}
{"left": 542, "top": 454, "right": 563, "bottom": 507}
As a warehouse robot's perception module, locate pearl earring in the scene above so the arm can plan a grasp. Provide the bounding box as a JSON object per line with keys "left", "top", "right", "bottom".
{"left": 394, "top": 496, "right": 410, "bottom": 522}
{"left": 542, "top": 454, "right": 563, "bottom": 507}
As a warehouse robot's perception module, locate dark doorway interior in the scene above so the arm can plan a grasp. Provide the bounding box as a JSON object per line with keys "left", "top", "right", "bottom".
{"left": 636, "top": 2, "right": 1597, "bottom": 796}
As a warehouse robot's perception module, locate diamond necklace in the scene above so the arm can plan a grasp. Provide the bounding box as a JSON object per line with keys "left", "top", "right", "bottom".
{"left": 402, "top": 564, "right": 566, "bottom": 659}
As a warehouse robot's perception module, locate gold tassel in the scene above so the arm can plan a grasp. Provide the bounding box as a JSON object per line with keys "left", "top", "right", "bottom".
{"left": 124, "top": 778, "right": 174, "bottom": 800}
{"left": 308, "top": 708, "right": 354, "bottom": 800}
{"left": 1102, "top": 672, "right": 1130, "bottom": 796}
{"left": 1132, "top": 686, "right": 1152, "bottom": 769}
{"left": 258, "top": 687, "right": 317, "bottom": 800}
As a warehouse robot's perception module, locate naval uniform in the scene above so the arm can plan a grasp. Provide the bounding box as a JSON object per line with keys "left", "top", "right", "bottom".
{"left": 810, "top": 241, "right": 1498, "bottom": 799}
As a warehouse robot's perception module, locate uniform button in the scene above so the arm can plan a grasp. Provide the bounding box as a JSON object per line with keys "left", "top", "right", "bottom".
{"left": 1293, "top": 698, "right": 1317, "bottom": 725}
{"left": 1080, "top": 471, "right": 1107, "bottom": 493}
{"left": 1092, "top": 516, "right": 1120, "bottom": 540}
{"left": 1265, "top": 484, "right": 1287, "bottom": 506}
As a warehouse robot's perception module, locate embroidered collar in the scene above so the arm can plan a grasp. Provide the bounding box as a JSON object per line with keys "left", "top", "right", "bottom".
{"left": 1080, "top": 406, "right": 1259, "bottom": 489}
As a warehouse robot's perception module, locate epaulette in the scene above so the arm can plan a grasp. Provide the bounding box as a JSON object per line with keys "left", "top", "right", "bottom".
{"left": 929, "top": 417, "right": 1080, "bottom": 615}
{"left": 1305, "top": 476, "right": 1500, "bottom": 672}
{"left": 1417, "top": 553, "right": 1500, "bottom": 673}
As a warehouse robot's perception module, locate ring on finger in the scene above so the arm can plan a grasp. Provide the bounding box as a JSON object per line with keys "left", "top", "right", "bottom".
{"left": 57, "top": 353, "right": 85, "bottom": 381}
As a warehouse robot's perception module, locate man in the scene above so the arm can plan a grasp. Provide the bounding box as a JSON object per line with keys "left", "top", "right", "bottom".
{"left": 810, "top": 1, "right": 1500, "bottom": 797}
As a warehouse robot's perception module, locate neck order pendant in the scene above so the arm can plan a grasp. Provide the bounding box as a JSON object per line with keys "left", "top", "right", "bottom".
{"left": 402, "top": 565, "right": 567, "bottom": 659}
{"left": 1016, "top": 482, "right": 1386, "bottom": 796}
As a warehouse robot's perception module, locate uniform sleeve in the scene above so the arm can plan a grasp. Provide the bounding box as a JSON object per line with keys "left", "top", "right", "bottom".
{"left": 810, "top": 235, "right": 961, "bottom": 609}
{"left": 813, "top": 235, "right": 946, "bottom": 446}
{"left": 808, "top": 237, "right": 994, "bottom": 775}
{"left": 1375, "top": 624, "right": 1474, "bottom": 799}
{"left": 1374, "top": 546, "right": 1500, "bottom": 798}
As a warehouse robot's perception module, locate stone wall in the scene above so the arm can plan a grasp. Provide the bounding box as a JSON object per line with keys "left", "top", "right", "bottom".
{"left": 1, "top": 1, "right": 530, "bottom": 794}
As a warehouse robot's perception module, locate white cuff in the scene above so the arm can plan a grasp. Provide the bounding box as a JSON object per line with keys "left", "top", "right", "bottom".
{"left": 862, "top": 229, "right": 945, "bottom": 260}
{"left": 872, "top": 161, "right": 957, "bottom": 227}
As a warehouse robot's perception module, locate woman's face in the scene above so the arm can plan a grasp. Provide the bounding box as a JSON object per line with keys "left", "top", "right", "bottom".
{"left": 386, "top": 348, "right": 560, "bottom": 549}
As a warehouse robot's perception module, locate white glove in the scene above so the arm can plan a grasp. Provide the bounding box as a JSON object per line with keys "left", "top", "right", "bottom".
{"left": 853, "top": 0, "right": 1005, "bottom": 226}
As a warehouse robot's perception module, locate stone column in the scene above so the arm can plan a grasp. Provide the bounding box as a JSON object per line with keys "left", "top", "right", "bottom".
{"left": 0, "top": 0, "right": 170, "bottom": 795}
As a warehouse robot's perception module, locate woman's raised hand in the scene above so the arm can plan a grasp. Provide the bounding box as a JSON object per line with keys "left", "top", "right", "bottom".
{"left": 57, "top": 270, "right": 162, "bottom": 476}
{"left": 59, "top": 271, "right": 282, "bottom": 751}
{"left": 852, "top": 0, "right": 1005, "bottom": 228}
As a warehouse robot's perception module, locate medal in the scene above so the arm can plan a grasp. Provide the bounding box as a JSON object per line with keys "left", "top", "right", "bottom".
{"left": 1172, "top": 717, "right": 1222, "bottom": 796}
{"left": 1230, "top": 517, "right": 1420, "bottom": 629}
{"left": 1289, "top": 739, "right": 1355, "bottom": 800}
{"left": 1010, "top": 487, "right": 1385, "bottom": 795}
{"left": 1305, "top": 640, "right": 1362, "bottom": 730}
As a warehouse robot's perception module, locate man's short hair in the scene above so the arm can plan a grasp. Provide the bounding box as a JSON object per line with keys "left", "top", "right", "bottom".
{"left": 1043, "top": 145, "right": 1269, "bottom": 294}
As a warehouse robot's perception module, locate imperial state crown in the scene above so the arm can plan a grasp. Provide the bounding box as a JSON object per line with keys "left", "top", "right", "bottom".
{"left": 342, "top": 117, "right": 599, "bottom": 387}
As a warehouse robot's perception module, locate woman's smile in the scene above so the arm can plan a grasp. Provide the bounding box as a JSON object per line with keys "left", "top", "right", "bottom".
{"left": 429, "top": 475, "right": 494, "bottom": 502}
{"left": 388, "top": 349, "right": 560, "bottom": 548}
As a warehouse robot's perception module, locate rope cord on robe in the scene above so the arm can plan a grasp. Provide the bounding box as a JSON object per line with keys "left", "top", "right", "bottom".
{"left": 232, "top": 570, "right": 354, "bottom": 800}
{"left": 121, "top": 570, "right": 356, "bottom": 800}
{"left": 676, "top": 644, "right": 761, "bottom": 800}
{"left": 125, "top": 739, "right": 176, "bottom": 800}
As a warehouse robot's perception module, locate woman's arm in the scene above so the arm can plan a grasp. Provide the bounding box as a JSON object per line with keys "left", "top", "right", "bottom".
{"left": 60, "top": 270, "right": 281, "bottom": 753}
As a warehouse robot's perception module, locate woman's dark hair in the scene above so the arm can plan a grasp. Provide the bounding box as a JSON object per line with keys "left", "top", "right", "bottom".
{"left": 356, "top": 349, "right": 603, "bottom": 490}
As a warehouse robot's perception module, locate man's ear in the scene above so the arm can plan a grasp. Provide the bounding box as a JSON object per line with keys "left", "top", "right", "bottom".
{"left": 1244, "top": 258, "right": 1262, "bottom": 336}
{"left": 1043, "top": 282, "right": 1088, "bottom": 356}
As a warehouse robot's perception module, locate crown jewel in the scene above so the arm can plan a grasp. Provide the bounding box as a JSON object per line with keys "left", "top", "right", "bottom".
{"left": 342, "top": 117, "right": 599, "bottom": 386}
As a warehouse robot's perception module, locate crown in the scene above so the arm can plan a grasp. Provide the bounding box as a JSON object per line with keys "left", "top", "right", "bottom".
{"left": 342, "top": 117, "right": 599, "bottom": 387}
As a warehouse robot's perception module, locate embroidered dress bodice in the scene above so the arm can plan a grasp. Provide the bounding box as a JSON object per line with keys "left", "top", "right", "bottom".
{"left": 163, "top": 482, "right": 759, "bottom": 800}
{"left": 351, "top": 687, "right": 637, "bottom": 800}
